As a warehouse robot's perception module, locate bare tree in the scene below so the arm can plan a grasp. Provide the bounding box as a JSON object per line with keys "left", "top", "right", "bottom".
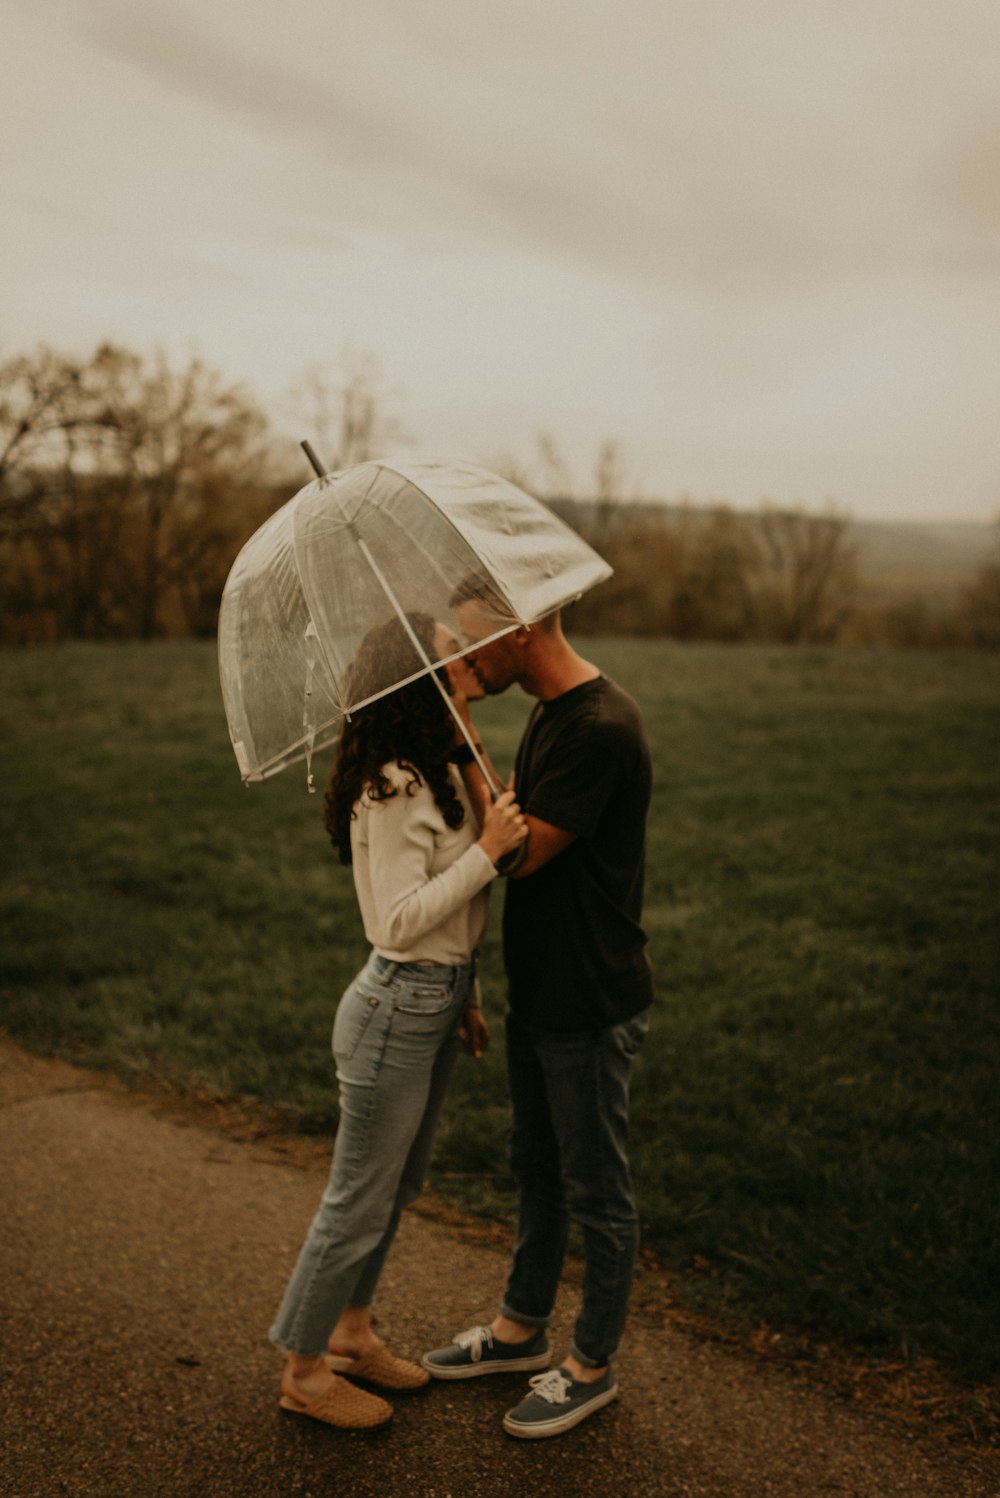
{"left": 0, "top": 346, "right": 83, "bottom": 537}
{"left": 667, "top": 505, "right": 757, "bottom": 640}
{"left": 569, "top": 514, "right": 685, "bottom": 635}
{"left": 535, "top": 431, "right": 574, "bottom": 500}
{"left": 0, "top": 345, "right": 129, "bottom": 637}
{"left": 748, "top": 505, "right": 858, "bottom": 643}
{"left": 91, "top": 346, "right": 268, "bottom": 637}
{"left": 592, "top": 438, "right": 627, "bottom": 535}
{"left": 286, "top": 350, "right": 406, "bottom": 473}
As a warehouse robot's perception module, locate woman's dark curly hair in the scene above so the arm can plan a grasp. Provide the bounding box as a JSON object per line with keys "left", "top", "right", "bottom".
{"left": 323, "top": 612, "right": 465, "bottom": 864}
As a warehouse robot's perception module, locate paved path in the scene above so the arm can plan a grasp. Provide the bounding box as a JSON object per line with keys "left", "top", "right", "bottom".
{"left": 1, "top": 1040, "right": 996, "bottom": 1498}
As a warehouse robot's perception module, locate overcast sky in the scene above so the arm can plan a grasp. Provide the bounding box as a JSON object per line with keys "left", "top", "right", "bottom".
{"left": 3, "top": 0, "right": 998, "bottom": 520}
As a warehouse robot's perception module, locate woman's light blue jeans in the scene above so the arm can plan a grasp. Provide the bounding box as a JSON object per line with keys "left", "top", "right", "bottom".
{"left": 270, "top": 951, "right": 473, "bottom": 1356}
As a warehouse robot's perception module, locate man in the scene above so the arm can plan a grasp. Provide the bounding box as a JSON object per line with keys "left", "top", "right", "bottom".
{"left": 422, "top": 600, "right": 654, "bottom": 1439}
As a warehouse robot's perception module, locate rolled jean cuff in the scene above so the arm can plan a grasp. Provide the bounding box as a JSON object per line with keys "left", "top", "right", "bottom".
{"left": 499, "top": 1300, "right": 550, "bottom": 1330}
{"left": 570, "top": 1340, "right": 615, "bottom": 1370}
{"left": 268, "top": 1326, "right": 327, "bottom": 1358}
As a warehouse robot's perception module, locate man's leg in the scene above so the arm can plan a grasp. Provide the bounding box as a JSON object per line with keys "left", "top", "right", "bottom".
{"left": 498, "top": 1009, "right": 571, "bottom": 1331}
{"left": 422, "top": 1011, "right": 564, "bottom": 1379}
{"left": 540, "top": 1007, "right": 650, "bottom": 1371}
{"left": 500, "top": 1007, "right": 650, "bottom": 1438}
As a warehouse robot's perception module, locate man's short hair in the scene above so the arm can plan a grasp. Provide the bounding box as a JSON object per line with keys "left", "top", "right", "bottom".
{"left": 448, "top": 571, "right": 503, "bottom": 611}
{"left": 448, "top": 573, "right": 561, "bottom": 637}
{"left": 531, "top": 609, "right": 561, "bottom": 635}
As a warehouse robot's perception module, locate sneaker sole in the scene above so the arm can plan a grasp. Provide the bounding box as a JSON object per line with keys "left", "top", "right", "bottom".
{"left": 502, "top": 1383, "right": 619, "bottom": 1438}
{"left": 421, "top": 1348, "right": 551, "bottom": 1380}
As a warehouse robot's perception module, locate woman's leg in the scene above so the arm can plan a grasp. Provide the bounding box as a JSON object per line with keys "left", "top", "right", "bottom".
{"left": 339, "top": 1009, "right": 463, "bottom": 1326}
{"left": 271, "top": 960, "right": 469, "bottom": 1368}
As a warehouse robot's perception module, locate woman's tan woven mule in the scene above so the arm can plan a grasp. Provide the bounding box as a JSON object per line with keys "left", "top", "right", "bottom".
{"left": 325, "top": 1345, "right": 431, "bottom": 1391}
{"left": 279, "top": 1373, "right": 392, "bottom": 1428}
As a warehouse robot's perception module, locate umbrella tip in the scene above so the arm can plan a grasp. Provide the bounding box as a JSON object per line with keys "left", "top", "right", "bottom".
{"left": 300, "top": 440, "right": 326, "bottom": 478}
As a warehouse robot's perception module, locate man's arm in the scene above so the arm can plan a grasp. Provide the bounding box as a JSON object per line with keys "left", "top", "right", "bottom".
{"left": 457, "top": 750, "right": 575, "bottom": 878}
{"left": 508, "top": 815, "right": 576, "bottom": 878}
{"left": 450, "top": 687, "right": 578, "bottom": 877}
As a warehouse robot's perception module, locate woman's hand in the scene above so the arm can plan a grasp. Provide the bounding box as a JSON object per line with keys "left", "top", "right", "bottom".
{"left": 433, "top": 620, "right": 483, "bottom": 742}
{"left": 459, "top": 1005, "right": 490, "bottom": 1059}
{"left": 476, "top": 788, "right": 529, "bottom": 866}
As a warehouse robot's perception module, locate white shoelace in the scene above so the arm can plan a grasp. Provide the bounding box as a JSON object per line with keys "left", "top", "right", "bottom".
{"left": 526, "top": 1369, "right": 573, "bottom": 1405}
{"left": 454, "top": 1325, "right": 495, "bottom": 1363}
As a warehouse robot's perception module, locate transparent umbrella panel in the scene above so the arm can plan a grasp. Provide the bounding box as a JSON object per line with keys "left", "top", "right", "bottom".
{"left": 218, "top": 460, "right": 612, "bottom": 783}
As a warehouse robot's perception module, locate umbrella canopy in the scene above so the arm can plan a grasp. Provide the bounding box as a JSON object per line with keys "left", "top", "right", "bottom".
{"left": 218, "top": 459, "right": 612, "bottom": 784}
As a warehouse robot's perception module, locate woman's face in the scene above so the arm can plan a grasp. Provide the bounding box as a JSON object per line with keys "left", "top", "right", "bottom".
{"left": 433, "top": 621, "right": 485, "bottom": 700}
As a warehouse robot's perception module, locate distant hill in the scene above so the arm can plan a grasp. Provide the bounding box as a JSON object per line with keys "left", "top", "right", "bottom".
{"left": 849, "top": 519, "right": 993, "bottom": 606}
{"left": 546, "top": 497, "right": 993, "bottom": 609}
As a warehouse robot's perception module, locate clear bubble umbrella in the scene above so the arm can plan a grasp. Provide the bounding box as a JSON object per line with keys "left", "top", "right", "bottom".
{"left": 218, "top": 453, "right": 612, "bottom": 792}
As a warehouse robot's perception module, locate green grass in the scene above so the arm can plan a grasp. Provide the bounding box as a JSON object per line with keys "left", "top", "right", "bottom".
{"left": 2, "top": 639, "right": 998, "bottom": 1379}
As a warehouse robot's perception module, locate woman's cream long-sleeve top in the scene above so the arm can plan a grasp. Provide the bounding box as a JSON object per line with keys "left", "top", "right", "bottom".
{"left": 349, "top": 761, "right": 497, "bottom": 965}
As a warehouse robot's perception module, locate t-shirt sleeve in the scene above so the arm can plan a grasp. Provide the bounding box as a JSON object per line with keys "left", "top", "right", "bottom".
{"left": 363, "top": 777, "right": 496, "bottom": 948}
{"left": 522, "top": 711, "right": 630, "bottom": 839}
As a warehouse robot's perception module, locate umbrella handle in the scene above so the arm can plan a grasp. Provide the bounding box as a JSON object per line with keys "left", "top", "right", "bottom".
{"left": 493, "top": 837, "right": 528, "bottom": 877}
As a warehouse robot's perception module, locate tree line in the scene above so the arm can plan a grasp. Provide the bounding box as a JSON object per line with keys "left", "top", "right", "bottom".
{"left": 0, "top": 343, "right": 394, "bottom": 645}
{"left": 2, "top": 341, "right": 997, "bottom": 647}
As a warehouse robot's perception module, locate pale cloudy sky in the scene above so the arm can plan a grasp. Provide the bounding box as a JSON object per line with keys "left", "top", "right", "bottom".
{"left": 3, "top": 0, "right": 999, "bottom": 519}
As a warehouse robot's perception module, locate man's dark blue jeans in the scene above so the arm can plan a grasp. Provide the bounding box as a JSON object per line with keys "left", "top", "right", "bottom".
{"left": 499, "top": 1005, "right": 651, "bottom": 1367}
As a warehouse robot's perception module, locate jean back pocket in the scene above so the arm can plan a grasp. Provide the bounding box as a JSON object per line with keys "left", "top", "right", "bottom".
{"left": 332, "top": 986, "right": 382, "bottom": 1061}
{"left": 393, "top": 982, "right": 452, "bottom": 1015}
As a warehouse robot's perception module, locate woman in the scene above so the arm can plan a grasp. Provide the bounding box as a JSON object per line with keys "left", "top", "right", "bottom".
{"left": 269, "top": 612, "right": 527, "bottom": 1430}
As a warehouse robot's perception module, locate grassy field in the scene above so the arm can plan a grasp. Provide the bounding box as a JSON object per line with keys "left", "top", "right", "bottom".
{"left": 1, "top": 639, "right": 998, "bottom": 1381}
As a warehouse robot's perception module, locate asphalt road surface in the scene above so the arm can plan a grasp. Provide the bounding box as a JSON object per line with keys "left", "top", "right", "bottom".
{"left": 1, "top": 1040, "right": 996, "bottom": 1498}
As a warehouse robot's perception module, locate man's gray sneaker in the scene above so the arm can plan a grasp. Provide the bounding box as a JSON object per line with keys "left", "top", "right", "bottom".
{"left": 502, "top": 1365, "right": 619, "bottom": 1438}
{"left": 421, "top": 1324, "right": 551, "bottom": 1380}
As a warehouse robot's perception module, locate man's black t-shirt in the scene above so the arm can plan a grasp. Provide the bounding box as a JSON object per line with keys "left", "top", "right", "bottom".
{"left": 502, "top": 674, "right": 654, "bottom": 1032}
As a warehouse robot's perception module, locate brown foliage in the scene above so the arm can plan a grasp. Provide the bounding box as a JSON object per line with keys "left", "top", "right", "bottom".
{"left": 568, "top": 501, "right": 858, "bottom": 644}
{"left": 1, "top": 349, "right": 992, "bottom": 649}
{"left": 955, "top": 520, "right": 1000, "bottom": 647}
{"left": 0, "top": 343, "right": 271, "bottom": 641}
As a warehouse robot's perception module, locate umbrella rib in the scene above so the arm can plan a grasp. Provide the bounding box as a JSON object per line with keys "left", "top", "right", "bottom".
{"left": 251, "top": 649, "right": 488, "bottom": 781}
{"left": 287, "top": 485, "right": 351, "bottom": 721}
{"left": 376, "top": 460, "right": 529, "bottom": 627}
{"left": 220, "top": 456, "right": 610, "bottom": 788}
{"left": 350, "top": 526, "right": 503, "bottom": 795}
